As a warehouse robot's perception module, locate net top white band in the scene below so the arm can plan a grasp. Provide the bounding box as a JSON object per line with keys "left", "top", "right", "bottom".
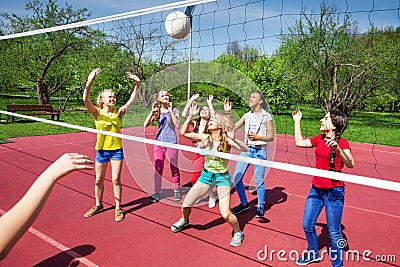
{"left": 1, "top": 110, "right": 399, "bottom": 192}
{"left": 0, "top": 0, "right": 216, "bottom": 40}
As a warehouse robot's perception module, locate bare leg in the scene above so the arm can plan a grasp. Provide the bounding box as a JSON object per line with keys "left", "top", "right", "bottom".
{"left": 181, "top": 181, "right": 211, "bottom": 221}
{"left": 217, "top": 185, "right": 240, "bottom": 233}
{"left": 110, "top": 160, "right": 123, "bottom": 210}
{"left": 94, "top": 162, "right": 107, "bottom": 206}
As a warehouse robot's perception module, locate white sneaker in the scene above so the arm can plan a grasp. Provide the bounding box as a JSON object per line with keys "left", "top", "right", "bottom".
{"left": 208, "top": 197, "right": 217, "bottom": 208}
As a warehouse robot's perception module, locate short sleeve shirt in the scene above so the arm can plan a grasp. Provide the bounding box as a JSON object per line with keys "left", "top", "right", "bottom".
{"left": 156, "top": 108, "right": 179, "bottom": 144}
{"left": 310, "top": 134, "right": 350, "bottom": 189}
{"left": 243, "top": 109, "right": 273, "bottom": 146}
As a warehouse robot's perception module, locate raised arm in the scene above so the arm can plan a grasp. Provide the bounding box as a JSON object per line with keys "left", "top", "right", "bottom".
{"left": 226, "top": 127, "right": 248, "bottom": 152}
{"left": 206, "top": 95, "right": 216, "bottom": 118}
{"left": 222, "top": 97, "right": 232, "bottom": 123}
{"left": 180, "top": 101, "right": 198, "bottom": 135}
{"left": 118, "top": 73, "right": 141, "bottom": 118}
{"left": 0, "top": 153, "right": 93, "bottom": 260}
{"left": 234, "top": 116, "right": 245, "bottom": 131}
{"left": 168, "top": 102, "right": 180, "bottom": 129}
{"left": 83, "top": 68, "right": 101, "bottom": 119}
{"left": 292, "top": 108, "right": 312, "bottom": 148}
{"left": 181, "top": 104, "right": 207, "bottom": 142}
{"left": 182, "top": 94, "right": 199, "bottom": 119}
{"left": 143, "top": 101, "right": 159, "bottom": 127}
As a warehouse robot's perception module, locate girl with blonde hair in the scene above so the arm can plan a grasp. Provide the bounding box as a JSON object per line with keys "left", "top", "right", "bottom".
{"left": 171, "top": 108, "right": 248, "bottom": 247}
{"left": 83, "top": 68, "right": 141, "bottom": 222}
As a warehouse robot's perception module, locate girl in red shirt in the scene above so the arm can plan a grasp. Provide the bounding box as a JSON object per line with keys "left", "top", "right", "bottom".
{"left": 293, "top": 109, "right": 354, "bottom": 267}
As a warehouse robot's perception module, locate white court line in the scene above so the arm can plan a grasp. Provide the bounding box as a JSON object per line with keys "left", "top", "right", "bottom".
{"left": 0, "top": 209, "right": 99, "bottom": 267}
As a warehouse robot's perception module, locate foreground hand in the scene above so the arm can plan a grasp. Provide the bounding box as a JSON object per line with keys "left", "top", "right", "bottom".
{"left": 47, "top": 153, "right": 94, "bottom": 180}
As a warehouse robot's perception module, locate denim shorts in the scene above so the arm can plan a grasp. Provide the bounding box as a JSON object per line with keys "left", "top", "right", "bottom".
{"left": 198, "top": 168, "right": 232, "bottom": 187}
{"left": 96, "top": 148, "right": 124, "bottom": 163}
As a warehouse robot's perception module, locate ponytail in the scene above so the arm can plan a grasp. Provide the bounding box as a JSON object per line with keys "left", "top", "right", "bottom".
{"left": 328, "top": 110, "right": 348, "bottom": 172}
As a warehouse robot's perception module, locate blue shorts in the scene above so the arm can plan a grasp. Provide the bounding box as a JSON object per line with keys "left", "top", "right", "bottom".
{"left": 198, "top": 169, "right": 232, "bottom": 187}
{"left": 96, "top": 148, "right": 124, "bottom": 163}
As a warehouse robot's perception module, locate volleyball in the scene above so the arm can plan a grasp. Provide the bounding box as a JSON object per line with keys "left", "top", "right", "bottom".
{"left": 165, "top": 11, "right": 191, "bottom": 39}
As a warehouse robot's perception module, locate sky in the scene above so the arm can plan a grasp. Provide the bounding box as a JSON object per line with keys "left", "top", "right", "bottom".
{"left": 1, "top": 0, "right": 399, "bottom": 60}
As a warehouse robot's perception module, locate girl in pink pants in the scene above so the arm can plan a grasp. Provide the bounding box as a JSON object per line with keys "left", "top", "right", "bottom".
{"left": 144, "top": 90, "right": 181, "bottom": 202}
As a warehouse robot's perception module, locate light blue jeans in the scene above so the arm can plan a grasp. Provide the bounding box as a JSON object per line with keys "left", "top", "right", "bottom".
{"left": 233, "top": 147, "right": 267, "bottom": 208}
{"left": 303, "top": 185, "right": 345, "bottom": 267}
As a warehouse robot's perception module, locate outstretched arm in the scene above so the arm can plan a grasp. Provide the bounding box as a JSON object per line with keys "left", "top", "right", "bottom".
{"left": 292, "top": 108, "right": 312, "bottom": 147}
{"left": 182, "top": 94, "right": 199, "bottom": 119}
{"left": 168, "top": 102, "right": 180, "bottom": 129}
{"left": 0, "top": 153, "right": 94, "bottom": 260}
{"left": 118, "top": 73, "right": 141, "bottom": 118}
{"left": 83, "top": 68, "right": 101, "bottom": 119}
{"left": 144, "top": 101, "right": 159, "bottom": 127}
{"left": 234, "top": 116, "right": 245, "bottom": 131}
{"left": 226, "top": 127, "right": 248, "bottom": 152}
{"left": 206, "top": 95, "right": 216, "bottom": 118}
{"left": 181, "top": 109, "right": 207, "bottom": 142}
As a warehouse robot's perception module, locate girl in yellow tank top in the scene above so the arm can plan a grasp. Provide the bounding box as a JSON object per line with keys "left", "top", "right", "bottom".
{"left": 82, "top": 68, "right": 141, "bottom": 222}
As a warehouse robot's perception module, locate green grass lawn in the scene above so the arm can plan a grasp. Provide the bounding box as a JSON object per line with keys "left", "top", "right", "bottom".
{"left": 1, "top": 96, "right": 399, "bottom": 147}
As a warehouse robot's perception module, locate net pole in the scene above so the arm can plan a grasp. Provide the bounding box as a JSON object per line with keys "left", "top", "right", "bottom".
{"left": 187, "top": 27, "right": 192, "bottom": 100}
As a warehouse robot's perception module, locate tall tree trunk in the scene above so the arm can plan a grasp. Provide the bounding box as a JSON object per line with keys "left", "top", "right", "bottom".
{"left": 36, "top": 60, "right": 51, "bottom": 105}
{"left": 37, "top": 81, "right": 49, "bottom": 105}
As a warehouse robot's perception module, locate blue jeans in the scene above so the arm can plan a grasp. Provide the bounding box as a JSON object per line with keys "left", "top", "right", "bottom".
{"left": 303, "top": 185, "right": 345, "bottom": 267}
{"left": 233, "top": 147, "right": 267, "bottom": 208}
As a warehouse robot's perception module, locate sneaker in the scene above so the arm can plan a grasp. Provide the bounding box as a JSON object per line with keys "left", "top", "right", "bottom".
{"left": 171, "top": 218, "right": 189, "bottom": 233}
{"left": 231, "top": 203, "right": 250, "bottom": 214}
{"left": 208, "top": 197, "right": 217, "bottom": 208}
{"left": 115, "top": 208, "right": 124, "bottom": 222}
{"left": 256, "top": 206, "right": 264, "bottom": 218}
{"left": 151, "top": 192, "right": 160, "bottom": 203}
{"left": 296, "top": 252, "right": 321, "bottom": 265}
{"left": 174, "top": 190, "right": 182, "bottom": 201}
{"left": 84, "top": 204, "right": 104, "bottom": 218}
{"left": 230, "top": 231, "right": 244, "bottom": 247}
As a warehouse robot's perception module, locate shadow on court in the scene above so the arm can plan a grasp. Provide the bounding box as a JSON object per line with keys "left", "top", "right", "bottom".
{"left": 235, "top": 187, "right": 288, "bottom": 228}
{"left": 32, "top": 244, "right": 96, "bottom": 267}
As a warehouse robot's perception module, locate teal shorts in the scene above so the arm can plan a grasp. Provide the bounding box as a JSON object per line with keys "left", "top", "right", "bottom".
{"left": 198, "top": 168, "right": 232, "bottom": 187}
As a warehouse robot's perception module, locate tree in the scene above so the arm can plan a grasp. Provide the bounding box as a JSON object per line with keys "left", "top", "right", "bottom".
{"left": 279, "top": 2, "right": 384, "bottom": 115}
{"left": 1, "top": 0, "right": 94, "bottom": 105}
{"left": 109, "top": 18, "right": 182, "bottom": 107}
{"left": 219, "top": 43, "right": 295, "bottom": 112}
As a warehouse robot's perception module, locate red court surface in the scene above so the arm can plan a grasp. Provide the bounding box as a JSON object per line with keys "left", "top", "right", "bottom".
{"left": 0, "top": 128, "right": 399, "bottom": 267}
